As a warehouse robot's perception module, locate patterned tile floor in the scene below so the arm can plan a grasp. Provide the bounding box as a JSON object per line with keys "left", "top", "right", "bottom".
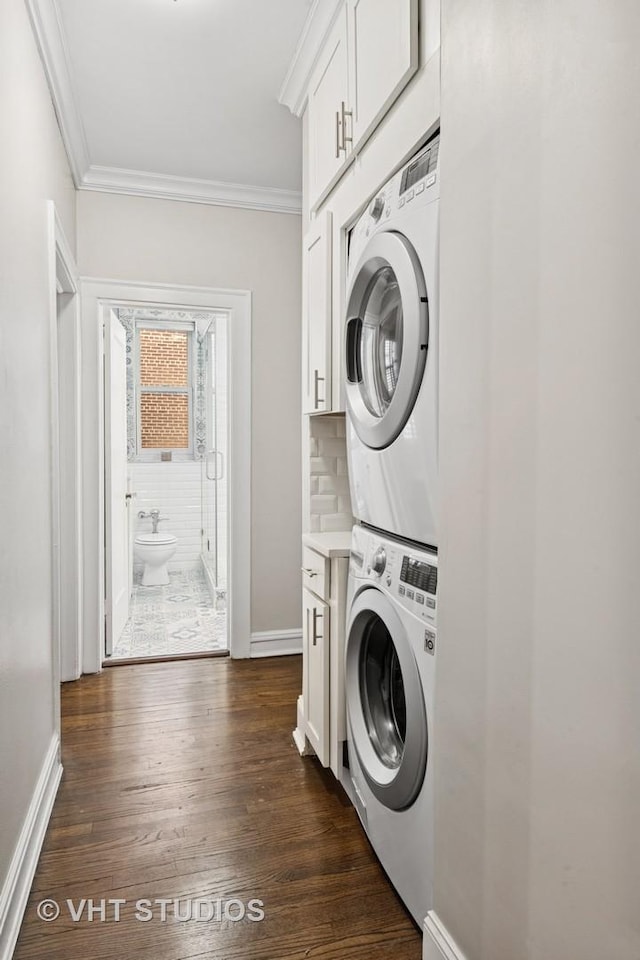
{"left": 110, "top": 567, "right": 227, "bottom": 661}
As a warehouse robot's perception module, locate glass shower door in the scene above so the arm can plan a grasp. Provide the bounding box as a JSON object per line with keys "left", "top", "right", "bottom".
{"left": 201, "top": 315, "right": 228, "bottom": 610}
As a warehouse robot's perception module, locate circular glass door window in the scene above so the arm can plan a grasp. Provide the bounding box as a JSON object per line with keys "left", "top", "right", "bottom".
{"left": 346, "top": 587, "right": 428, "bottom": 810}
{"left": 359, "top": 266, "right": 404, "bottom": 419}
{"left": 344, "top": 231, "right": 428, "bottom": 450}
{"left": 359, "top": 613, "right": 407, "bottom": 768}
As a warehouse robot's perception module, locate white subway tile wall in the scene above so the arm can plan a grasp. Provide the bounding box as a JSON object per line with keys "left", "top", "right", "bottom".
{"left": 308, "top": 415, "right": 353, "bottom": 533}
{"left": 131, "top": 461, "right": 213, "bottom": 569}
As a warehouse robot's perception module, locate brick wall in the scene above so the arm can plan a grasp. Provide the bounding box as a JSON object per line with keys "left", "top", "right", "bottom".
{"left": 140, "top": 329, "right": 188, "bottom": 386}
{"left": 140, "top": 393, "right": 189, "bottom": 448}
{"left": 139, "top": 329, "right": 190, "bottom": 449}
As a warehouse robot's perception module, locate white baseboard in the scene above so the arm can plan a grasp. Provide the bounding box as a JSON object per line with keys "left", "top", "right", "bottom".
{"left": 250, "top": 628, "right": 302, "bottom": 658}
{"left": 423, "top": 912, "right": 468, "bottom": 960}
{"left": 0, "top": 735, "right": 62, "bottom": 960}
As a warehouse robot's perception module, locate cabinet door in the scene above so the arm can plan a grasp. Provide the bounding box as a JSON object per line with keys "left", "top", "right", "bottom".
{"left": 303, "top": 587, "right": 330, "bottom": 766}
{"left": 302, "top": 211, "right": 332, "bottom": 414}
{"left": 307, "top": 4, "right": 350, "bottom": 207}
{"left": 348, "top": 0, "right": 418, "bottom": 151}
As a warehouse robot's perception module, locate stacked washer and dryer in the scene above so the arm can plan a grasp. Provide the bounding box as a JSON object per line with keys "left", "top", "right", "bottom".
{"left": 342, "top": 133, "right": 440, "bottom": 927}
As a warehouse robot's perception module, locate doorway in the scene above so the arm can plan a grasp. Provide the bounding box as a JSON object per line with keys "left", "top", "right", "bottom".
{"left": 103, "top": 306, "right": 231, "bottom": 663}
{"left": 80, "top": 279, "right": 252, "bottom": 672}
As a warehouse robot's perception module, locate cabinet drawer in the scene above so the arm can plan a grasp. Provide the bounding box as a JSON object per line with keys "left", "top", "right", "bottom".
{"left": 302, "top": 545, "right": 329, "bottom": 598}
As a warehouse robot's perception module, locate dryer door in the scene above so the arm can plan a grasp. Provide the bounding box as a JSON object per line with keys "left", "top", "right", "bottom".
{"left": 344, "top": 232, "right": 428, "bottom": 450}
{"left": 346, "top": 587, "right": 427, "bottom": 810}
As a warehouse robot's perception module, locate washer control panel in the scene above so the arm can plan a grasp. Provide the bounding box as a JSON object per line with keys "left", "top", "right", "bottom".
{"left": 396, "top": 551, "right": 437, "bottom": 622}
{"left": 354, "top": 527, "right": 437, "bottom": 625}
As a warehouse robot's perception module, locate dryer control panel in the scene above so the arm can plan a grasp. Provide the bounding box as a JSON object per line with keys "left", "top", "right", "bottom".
{"left": 347, "top": 133, "right": 440, "bottom": 272}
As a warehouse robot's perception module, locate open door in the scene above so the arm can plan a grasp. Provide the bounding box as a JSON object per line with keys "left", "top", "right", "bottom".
{"left": 201, "top": 315, "right": 228, "bottom": 609}
{"left": 105, "top": 310, "right": 130, "bottom": 657}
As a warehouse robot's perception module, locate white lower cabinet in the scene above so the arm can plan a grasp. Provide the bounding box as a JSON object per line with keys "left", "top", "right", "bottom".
{"left": 303, "top": 587, "right": 330, "bottom": 764}
{"left": 294, "top": 540, "right": 350, "bottom": 777}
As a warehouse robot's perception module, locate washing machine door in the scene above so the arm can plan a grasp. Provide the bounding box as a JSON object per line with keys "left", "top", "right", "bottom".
{"left": 346, "top": 587, "right": 427, "bottom": 811}
{"left": 344, "top": 231, "right": 428, "bottom": 450}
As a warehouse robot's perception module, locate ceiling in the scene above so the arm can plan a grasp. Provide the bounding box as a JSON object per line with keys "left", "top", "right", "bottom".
{"left": 32, "top": 0, "right": 314, "bottom": 211}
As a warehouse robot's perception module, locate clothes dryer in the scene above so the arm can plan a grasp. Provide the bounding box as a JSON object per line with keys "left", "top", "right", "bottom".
{"left": 345, "top": 134, "right": 439, "bottom": 548}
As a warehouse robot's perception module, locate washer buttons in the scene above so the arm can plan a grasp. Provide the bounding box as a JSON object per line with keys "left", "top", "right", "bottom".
{"left": 416, "top": 182, "right": 425, "bottom": 195}
{"left": 426, "top": 597, "right": 436, "bottom": 609}
{"left": 398, "top": 585, "right": 406, "bottom": 597}
{"left": 416, "top": 593, "right": 425, "bottom": 605}
{"left": 406, "top": 589, "right": 415, "bottom": 600}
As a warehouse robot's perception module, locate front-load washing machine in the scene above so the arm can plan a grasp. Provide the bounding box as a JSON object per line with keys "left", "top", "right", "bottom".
{"left": 345, "top": 134, "right": 439, "bottom": 548}
{"left": 344, "top": 524, "right": 437, "bottom": 926}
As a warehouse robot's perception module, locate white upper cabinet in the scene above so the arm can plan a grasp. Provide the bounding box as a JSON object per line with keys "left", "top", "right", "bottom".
{"left": 304, "top": 0, "right": 419, "bottom": 209}
{"left": 307, "top": 5, "right": 352, "bottom": 208}
{"left": 302, "top": 211, "right": 333, "bottom": 414}
{"left": 347, "top": 0, "right": 419, "bottom": 150}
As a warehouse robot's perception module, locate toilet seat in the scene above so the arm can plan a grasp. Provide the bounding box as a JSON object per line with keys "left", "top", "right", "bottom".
{"left": 135, "top": 533, "right": 177, "bottom": 545}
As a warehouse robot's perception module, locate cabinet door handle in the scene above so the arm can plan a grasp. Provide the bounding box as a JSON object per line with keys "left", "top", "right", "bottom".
{"left": 313, "top": 369, "right": 325, "bottom": 408}
{"left": 340, "top": 101, "right": 353, "bottom": 153}
{"left": 312, "top": 608, "right": 323, "bottom": 646}
{"left": 335, "top": 110, "right": 341, "bottom": 158}
{"left": 301, "top": 567, "right": 318, "bottom": 577}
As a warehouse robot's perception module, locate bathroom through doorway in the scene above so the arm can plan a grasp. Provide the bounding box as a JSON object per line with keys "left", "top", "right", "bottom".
{"left": 104, "top": 305, "right": 229, "bottom": 663}
{"left": 79, "top": 277, "right": 252, "bottom": 673}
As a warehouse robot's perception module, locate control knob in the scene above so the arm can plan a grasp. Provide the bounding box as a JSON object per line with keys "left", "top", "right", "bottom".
{"left": 368, "top": 195, "right": 385, "bottom": 221}
{"left": 371, "top": 547, "right": 386, "bottom": 575}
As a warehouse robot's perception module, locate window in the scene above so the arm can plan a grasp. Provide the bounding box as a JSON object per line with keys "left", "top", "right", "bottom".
{"left": 136, "top": 322, "right": 194, "bottom": 459}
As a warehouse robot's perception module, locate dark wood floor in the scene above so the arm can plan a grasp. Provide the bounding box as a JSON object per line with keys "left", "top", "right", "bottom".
{"left": 14, "top": 656, "right": 421, "bottom": 959}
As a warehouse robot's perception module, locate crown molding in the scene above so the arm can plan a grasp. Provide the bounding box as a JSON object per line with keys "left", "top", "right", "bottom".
{"left": 278, "top": 0, "right": 344, "bottom": 117}
{"left": 24, "top": 0, "right": 90, "bottom": 185}
{"left": 80, "top": 166, "right": 302, "bottom": 215}
{"left": 25, "top": 0, "right": 301, "bottom": 214}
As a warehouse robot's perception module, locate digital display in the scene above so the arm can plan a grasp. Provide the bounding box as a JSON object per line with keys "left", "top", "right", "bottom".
{"left": 400, "top": 556, "right": 437, "bottom": 595}
{"left": 400, "top": 137, "right": 440, "bottom": 195}
{"left": 401, "top": 151, "right": 431, "bottom": 194}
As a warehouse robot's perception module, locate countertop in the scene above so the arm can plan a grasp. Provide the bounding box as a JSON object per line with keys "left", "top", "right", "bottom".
{"left": 302, "top": 531, "right": 352, "bottom": 559}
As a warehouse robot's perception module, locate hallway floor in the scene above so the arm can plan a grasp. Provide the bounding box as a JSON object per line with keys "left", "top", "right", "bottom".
{"left": 110, "top": 567, "right": 227, "bottom": 660}
{"left": 14, "top": 657, "right": 421, "bottom": 960}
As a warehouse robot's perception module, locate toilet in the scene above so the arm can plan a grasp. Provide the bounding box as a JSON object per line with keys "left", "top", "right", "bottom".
{"left": 134, "top": 533, "right": 178, "bottom": 586}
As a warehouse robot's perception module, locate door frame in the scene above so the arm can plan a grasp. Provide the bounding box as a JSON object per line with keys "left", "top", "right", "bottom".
{"left": 80, "top": 278, "right": 252, "bottom": 672}
{"left": 47, "top": 202, "right": 83, "bottom": 701}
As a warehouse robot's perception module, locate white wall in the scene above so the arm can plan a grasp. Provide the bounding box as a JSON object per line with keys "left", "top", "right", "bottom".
{"left": 0, "top": 0, "right": 75, "bottom": 934}
{"left": 77, "top": 192, "right": 302, "bottom": 633}
{"left": 435, "top": 3, "right": 640, "bottom": 959}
